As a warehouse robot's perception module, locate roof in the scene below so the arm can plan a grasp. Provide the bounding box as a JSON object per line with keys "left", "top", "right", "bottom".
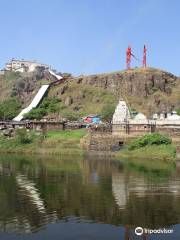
{"left": 167, "top": 114, "right": 180, "bottom": 120}
{"left": 134, "top": 113, "right": 147, "bottom": 120}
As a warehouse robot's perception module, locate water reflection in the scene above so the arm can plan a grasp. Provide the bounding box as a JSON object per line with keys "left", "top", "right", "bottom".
{"left": 0, "top": 154, "right": 179, "bottom": 239}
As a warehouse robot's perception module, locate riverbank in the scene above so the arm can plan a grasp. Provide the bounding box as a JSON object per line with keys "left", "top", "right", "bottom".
{"left": 0, "top": 129, "right": 178, "bottom": 163}
{"left": 0, "top": 129, "right": 87, "bottom": 155}
{"left": 115, "top": 132, "right": 177, "bottom": 162}
{"left": 116, "top": 144, "right": 177, "bottom": 162}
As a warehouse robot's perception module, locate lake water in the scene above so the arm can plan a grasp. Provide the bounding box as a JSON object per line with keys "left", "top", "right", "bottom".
{"left": 0, "top": 154, "right": 180, "bottom": 240}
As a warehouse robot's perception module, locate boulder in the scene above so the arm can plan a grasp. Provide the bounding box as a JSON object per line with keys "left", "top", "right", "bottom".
{"left": 59, "top": 85, "right": 68, "bottom": 95}
{"left": 65, "top": 96, "right": 73, "bottom": 106}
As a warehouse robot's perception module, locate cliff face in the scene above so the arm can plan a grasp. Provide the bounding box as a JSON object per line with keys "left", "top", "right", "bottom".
{"left": 77, "top": 67, "right": 176, "bottom": 95}
{"left": 73, "top": 67, "right": 180, "bottom": 115}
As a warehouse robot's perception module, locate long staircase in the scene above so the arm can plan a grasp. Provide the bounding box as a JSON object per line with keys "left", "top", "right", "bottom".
{"left": 13, "top": 70, "right": 63, "bottom": 121}
{"left": 13, "top": 85, "right": 50, "bottom": 121}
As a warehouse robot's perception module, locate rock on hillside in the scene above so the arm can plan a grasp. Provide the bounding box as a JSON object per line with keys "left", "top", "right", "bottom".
{"left": 73, "top": 67, "right": 180, "bottom": 115}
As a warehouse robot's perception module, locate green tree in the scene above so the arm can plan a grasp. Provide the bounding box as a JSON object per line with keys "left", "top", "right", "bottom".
{"left": 101, "top": 104, "right": 116, "bottom": 122}
{"left": 24, "top": 108, "right": 47, "bottom": 120}
{"left": 0, "top": 98, "right": 21, "bottom": 120}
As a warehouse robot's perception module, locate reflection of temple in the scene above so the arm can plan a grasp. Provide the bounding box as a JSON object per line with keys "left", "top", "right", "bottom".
{"left": 0, "top": 156, "right": 180, "bottom": 237}
{"left": 112, "top": 169, "right": 180, "bottom": 211}
{"left": 112, "top": 171, "right": 154, "bottom": 210}
{"left": 112, "top": 173, "right": 128, "bottom": 209}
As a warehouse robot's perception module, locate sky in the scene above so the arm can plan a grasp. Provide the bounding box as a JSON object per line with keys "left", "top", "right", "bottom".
{"left": 0, "top": 0, "right": 180, "bottom": 76}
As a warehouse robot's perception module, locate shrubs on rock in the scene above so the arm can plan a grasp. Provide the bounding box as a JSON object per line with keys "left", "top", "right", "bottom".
{"left": 24, "top": 108, "right": 47, "bottom": 120}
{"left": 128, "top": 133, "right": 172, "bottom": 150}
{"left": 24, "top": 97, "right": 61, "bottom": 120}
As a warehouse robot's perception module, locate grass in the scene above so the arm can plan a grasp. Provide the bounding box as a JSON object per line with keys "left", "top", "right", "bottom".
{"left": 46, "top": 129, "right": 86, "bottom": 139}
{"left": 0, "top": 129, "right": 87, "bottom": 155}
{"left": 116, "top": 144, "right": 177, "bottom": 162}
{"left": 115, "top": 144, "right": 177, "bottom": 174}
{"left": 48, "top": 81, "right": 118, "bottom": 119}
{"left": 0, "top": 72, "right": 20, "bottom": 101}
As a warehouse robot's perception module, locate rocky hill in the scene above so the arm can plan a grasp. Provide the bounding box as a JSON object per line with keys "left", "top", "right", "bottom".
{"left": 0, "top": 67, "right": 179, "bottom": 120}
{"left": 72, "top": 67, "right": 180, "bottom": 116}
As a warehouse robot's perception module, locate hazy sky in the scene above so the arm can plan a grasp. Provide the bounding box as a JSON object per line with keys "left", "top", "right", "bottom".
{"left": 0, "top": 0, "right": 180, "bottom": 76}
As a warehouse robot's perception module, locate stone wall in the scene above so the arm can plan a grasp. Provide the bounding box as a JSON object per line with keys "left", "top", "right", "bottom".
{"left": 112, "top": 123, "right": 180, "bottom": 138}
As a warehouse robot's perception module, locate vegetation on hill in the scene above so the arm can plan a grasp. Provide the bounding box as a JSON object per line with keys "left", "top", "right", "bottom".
{"left": 0, "top": 72, "right": 20, "bottom": 101}
{"left": 0, "top": 98, "right": 21, "bottom": 120}
{"left": 25, "top": 82, "right": 118, "bottom": 120}
{"left": 24, "top": 97, "right": 61, "bottom": 120}
{"left": 0, "top": 71, "right": 50, "bottom": 101}
{"left": 0, "top": 67, "right": 179, "bottom": 120}
{"left": 74, "top": 67, "right": 180, "bottom": 116}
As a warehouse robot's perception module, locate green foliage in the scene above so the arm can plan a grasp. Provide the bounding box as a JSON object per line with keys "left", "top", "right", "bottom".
{"left": 15, "top": 129, "right": 33, "bottom": 144}
{"left": 24, "top": 108, "right": 47, "bottom": 120}
{"left": 40, "top": 97, "right": 60, "bottom": 113}
{"left": 25, "top": 97, "right": 61, "bottom": 120}
{"left": 128, "top": 133, "right": 172, "bottom": 150}
{"left": 0, "top": 98, "right": 21, "bottom": 120}
{"left": 176, "top": 109, "right": 180, "bottom": 116}
{"left": 101, "top": 104, "right": 116, "bottom": 122}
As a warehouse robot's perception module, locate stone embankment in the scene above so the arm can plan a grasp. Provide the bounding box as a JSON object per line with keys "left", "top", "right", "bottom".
{"left": 81, "top": 132, "right": 136, "bottom": 151}
{"left": 81, "top": 131, "right": 180, "bottom": 153}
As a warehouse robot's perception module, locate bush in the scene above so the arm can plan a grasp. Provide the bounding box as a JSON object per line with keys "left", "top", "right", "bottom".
{"left": 15, "top": 129, "right": 33, "bottom": 144}
{"left": 24, "top": 108, "right": 47, "bottom": 120}
{"left": 0, "top": 98, "right": 21, "bottom": 120}
{"left": 128, "top": 133, "right": 172, "bottom": 150}
{"left": 24, "top": 97, "right": 61, "bottom": 120}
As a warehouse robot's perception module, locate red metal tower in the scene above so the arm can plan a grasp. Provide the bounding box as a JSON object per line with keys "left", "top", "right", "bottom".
{"left": 143, "top": 45, "right": 147, "bottom": 67}
{"left": 126, "top": 46, "right": 132, "bottom": 69}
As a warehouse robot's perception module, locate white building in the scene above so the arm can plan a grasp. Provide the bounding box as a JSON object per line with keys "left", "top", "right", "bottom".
{"left": 5, "top": 59, "right": 49, "bottom": 73}
{"left": 112, "top": 99, "right": 130, "bottom": 124}
{"left": 113, "top": 100, "right": 180, "bottom": 124}
{"left": 167, "top": 112, "right": 180, "bottom": 121}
